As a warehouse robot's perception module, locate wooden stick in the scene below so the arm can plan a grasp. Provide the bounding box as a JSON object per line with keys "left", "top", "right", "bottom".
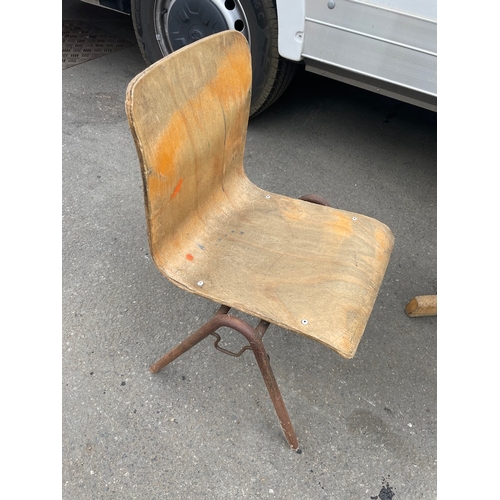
{"left": 405, "top": 295, "right": 437, "bottom": 317}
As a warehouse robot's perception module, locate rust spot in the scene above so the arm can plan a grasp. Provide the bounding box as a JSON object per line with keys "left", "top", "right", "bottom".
{"left": 170, "top": 178, "right": 183, "bottom": 201}
{"left": 186, "top": 254, "right": 194, "bottom": 261}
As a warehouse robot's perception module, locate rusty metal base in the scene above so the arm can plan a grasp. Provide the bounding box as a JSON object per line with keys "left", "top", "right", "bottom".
{"left": 150, "top": 305, "right": 300, "bottom": 451}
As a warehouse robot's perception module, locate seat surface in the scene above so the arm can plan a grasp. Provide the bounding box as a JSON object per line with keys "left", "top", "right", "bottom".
{"left": 126, "top": 31, "right": 394, "bottom": 359}
{"left": 157, "top": 176, "right": 393, "bottom": 358}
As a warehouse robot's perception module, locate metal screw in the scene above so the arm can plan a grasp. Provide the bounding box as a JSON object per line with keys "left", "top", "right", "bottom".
{"left": 197, "top": 281, "right": 204, "bottom": 287}
{"left": 327, "top": 1, "right": 335, "bottom": 9}
{"left": 301, "top": 319, "right": 309, "bottom": 325}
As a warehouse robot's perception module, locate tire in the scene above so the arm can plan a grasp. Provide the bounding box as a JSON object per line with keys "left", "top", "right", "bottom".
{"left": 131, "top": 0, "right": 297, "bottom": 117}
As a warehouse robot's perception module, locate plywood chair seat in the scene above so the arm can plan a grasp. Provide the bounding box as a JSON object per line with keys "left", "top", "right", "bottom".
{"left": 126, "top": 31, "right": 393, "bottom": 451}
{"left": 153, "top": 178, "right": 392, "bottom": 359}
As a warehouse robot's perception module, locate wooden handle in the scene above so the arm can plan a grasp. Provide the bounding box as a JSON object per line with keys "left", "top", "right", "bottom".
{"left": 405, "top": 295, "right": 437, "bottom": 317}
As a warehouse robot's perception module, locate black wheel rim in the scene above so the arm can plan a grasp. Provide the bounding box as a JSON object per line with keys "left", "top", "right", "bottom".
{"left": 154, "top": 0, "right": 251, "bottom": 54}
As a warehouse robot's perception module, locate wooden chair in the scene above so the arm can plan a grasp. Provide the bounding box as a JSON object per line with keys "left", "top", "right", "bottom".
{"left": 125, "top": 31, "right": 394, "bottom": 451}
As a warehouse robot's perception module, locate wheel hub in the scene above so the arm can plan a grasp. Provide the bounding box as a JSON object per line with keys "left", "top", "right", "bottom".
{"left": 155, "top": 0, "right": 250, "bottom": 54}
{"left": 167, "top": 0, "right": 228, "bottom": 50}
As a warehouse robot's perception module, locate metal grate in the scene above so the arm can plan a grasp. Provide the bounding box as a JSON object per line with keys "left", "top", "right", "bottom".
{"left": 62, "top": 21, "right": 135, "bottom": 69}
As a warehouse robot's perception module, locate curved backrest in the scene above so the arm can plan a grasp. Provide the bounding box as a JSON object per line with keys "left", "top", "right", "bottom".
{"left": 125, "top": 31, "right": 252, "bottom": 267}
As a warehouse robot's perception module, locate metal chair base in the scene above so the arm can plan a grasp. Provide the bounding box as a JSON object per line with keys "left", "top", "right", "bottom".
{"left": 150, "top": 305, "right": 300, "bottom": 451}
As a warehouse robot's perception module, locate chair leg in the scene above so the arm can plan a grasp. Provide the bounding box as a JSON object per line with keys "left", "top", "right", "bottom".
{"left": 149, "top": 306, "right": 300, "bottom": 451}
{"left": 149, "top": 305, "right": 229, "bottom": 373}
{"left": 245, "top": 327, "right": 300, "bottom": 451}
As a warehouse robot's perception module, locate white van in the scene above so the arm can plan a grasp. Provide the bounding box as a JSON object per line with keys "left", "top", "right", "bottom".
{"left": 82, "top": 0, "right": 437, "bottom": 117}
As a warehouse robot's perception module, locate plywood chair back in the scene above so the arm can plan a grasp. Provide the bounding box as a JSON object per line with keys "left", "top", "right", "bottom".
{"left": 126, "top": 31, "right": 251, "bottom": 280}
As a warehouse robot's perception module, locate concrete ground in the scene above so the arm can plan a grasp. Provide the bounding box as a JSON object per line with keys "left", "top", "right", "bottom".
{"left": 62, "top": 1, "right": 437, "bottom": 498}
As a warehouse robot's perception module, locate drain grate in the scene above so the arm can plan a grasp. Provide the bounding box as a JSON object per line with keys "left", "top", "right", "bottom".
{"left": 62, "top": 21, "right": 135, "bottom": 69}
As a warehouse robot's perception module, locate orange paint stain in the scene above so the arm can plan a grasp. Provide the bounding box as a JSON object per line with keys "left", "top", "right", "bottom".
{"left": 147, "top": 35, "right": 251, "bottom": 218}
{"left": 325, "top": 212, "right": 354, "bottom": 236}
{"left": 186, "top": 254, "right": 194, "bottom": 261}
{"left": 154, "top": 40, "right": 251, "bottom": 166}
{"left": 170, "top": 178, "right": 183, "bottom": 201}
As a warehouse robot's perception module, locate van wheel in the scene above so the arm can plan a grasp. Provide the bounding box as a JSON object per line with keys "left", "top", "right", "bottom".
{"left": 131, "top": 0, "right": 296, "bottom": 117}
